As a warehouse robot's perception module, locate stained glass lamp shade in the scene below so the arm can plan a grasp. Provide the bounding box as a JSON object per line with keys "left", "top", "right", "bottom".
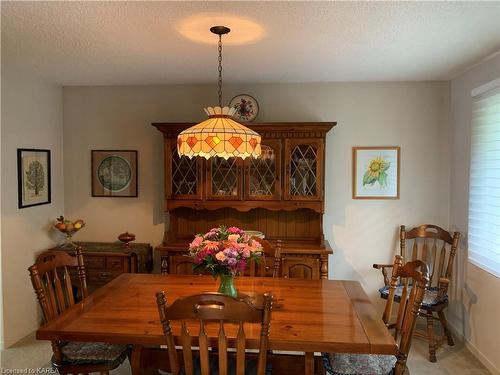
{"left": 177, "top": 106, "right": 261, "bottom": 160}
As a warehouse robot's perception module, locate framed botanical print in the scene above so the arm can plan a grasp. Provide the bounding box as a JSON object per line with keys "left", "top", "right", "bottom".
{"left": 352, "top": 146, "right": 400, "bottom": 199}
{"left": 17, "top": 148, "right": 51, "bottom": 208}
{"left": 91, "top": 150, "right": 138, "bottom": 197}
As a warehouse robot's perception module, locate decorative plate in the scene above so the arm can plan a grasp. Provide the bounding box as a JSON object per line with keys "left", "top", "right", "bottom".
{"left": 229, "top": 94, "right": 259, "bottom": 122}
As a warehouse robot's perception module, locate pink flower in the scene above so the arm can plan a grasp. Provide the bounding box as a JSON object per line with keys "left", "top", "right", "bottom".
{"left": 189, "top": 235, "right": 204, "bottom": 248}
{"left": 250, "top": 240, "right": 262, "bottom": 252}
{"left": 242, "top": 247, "right": 251, "bottom": 258}
{"left": 227, "top": 226, "right": 244, "bottom": 235}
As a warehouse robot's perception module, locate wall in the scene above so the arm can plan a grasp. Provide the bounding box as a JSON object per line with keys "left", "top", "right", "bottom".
{"left": 0, "top": 64, "right": 64, "bottom": 348}
{"left": 63, "top": 81, "right": 451, "bottom": 303}
{"left": 449, "top": 53, "right": 500, "bottom": 375}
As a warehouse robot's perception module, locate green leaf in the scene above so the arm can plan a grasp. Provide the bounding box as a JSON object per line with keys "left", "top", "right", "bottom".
{"left": 381, "top": 161, "right": 391, "bottom": 172}
{"left": 378, "top": 172, "right": 387, "bottom": 186}
{"left": 363, "top": 171, "right": 375, "bottom": 186}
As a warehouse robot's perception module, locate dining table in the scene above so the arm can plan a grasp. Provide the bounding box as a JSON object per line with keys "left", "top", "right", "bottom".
{"left": 36, "top": 274, "right": 397, "bottom": 375}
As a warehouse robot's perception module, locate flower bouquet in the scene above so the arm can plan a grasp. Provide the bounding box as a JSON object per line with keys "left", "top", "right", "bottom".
{"left": 188, "top": 226, "right": 264, "bottom": 297}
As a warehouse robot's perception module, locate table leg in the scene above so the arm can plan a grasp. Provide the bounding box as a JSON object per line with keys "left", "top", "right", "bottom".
{"left": 130, "top": 345, "right": 142, "bottom": 375}
{"left": 305, "top": 352, "right": 314, "bottom": 375}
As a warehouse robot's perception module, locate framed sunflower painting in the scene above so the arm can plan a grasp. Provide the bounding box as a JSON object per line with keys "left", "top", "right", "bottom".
{"left": 352, "top": 146, "right": 400, "bottom": 199}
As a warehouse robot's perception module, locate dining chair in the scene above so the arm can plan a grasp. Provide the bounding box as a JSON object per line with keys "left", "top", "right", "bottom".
{"left": 156, "top": 291, "right": 273, "bottom": 375}
{"left": 322, "top": 255, "right": 429, "bottom": 375}
{"left": 246, "top": 238, "right": 282, "bottom": 278}
{"left": 373, "top": 224, "right": 461, "bottom": 362}
{"left": 29, "top": 248, "right": 129, "bottom": 375}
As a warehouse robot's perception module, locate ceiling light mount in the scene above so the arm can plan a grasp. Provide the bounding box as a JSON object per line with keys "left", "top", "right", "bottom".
{"left": 210, "top": 26, "right": 231, "bottom": 36}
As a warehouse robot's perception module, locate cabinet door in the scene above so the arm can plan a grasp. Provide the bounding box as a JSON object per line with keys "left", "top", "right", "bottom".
{"left": 245, "top": 140, "right": 282, "bottom": 200}
{"left": 167, "top": 141, "right": 203, "bottom": 200}
{"left": 206, "top": 156, "right": 243, "bottom": 200}
{"left": 282, "top": 257, "right": 320, "bottom": 280}
{"left": 284, "top": 139, "right": 324, "bottom": 201}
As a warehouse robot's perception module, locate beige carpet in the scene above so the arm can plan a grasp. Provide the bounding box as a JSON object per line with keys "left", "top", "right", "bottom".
{"left": 0, "top": 332, "right": 491, "bottom": 374}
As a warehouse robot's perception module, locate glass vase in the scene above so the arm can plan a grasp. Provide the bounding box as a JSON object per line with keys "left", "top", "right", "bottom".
{"left": 217, "top": 274, "right": 238, "bottom": 298}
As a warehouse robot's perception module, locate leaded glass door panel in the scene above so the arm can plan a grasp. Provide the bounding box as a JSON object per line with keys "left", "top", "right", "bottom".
{"left": 245, "top": 140, "right": 281, "bottom": 200}
{"left": 168, "top": 145, "right": 202, "bottom": 200}
{"left": 284, "top": 139, "right": 324, "bottom": 201}
{"left": 206, "top": 156, "right": 243, "bottom": 200}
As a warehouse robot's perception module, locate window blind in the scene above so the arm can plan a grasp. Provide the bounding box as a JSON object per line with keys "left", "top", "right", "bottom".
{"left": 468, "top": 81, "right": 500, "bottom": 278}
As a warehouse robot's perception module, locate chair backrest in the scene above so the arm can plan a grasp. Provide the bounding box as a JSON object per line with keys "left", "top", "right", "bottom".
{"left": 400, "top": 225, "right": 460, "bottom": 288}
{"left": 156, "top": 291, "right": 273, "bottom": 375}
{"left": 246, "top": 238, "right": 282, "bottom": 278}
{"left": 382, "top": 255, "right": 429, "bottom": 375}
{"left": 29, "top": 247, "right": 88, "bottom": 323}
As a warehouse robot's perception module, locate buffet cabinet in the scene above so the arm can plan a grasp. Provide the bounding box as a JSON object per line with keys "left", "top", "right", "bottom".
{"left": 52, "top": 241, "right": 153, "bottom": 292}
{"left": 153, "top": 122, "right": 336, "bottom": 280}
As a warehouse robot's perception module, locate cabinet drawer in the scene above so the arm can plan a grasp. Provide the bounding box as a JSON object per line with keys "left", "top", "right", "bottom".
{"left": 87, "top": 270, "right": 122, "bottom": 284}
{"left": 106, "top": 256, "right": 125, "bottom": 270}
{"left": 83, "top": 256, "right": 105, "bottom": 269}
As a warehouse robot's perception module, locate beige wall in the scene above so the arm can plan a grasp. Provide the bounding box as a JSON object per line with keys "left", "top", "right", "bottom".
{"left": 0, "top": 66, "right": 64, "bottom": 348}
{"left": 63, "top": 81, "right": 451, "bottom": 303}
{"left": 449, "top": 53, "right": 500, "bottom": 375}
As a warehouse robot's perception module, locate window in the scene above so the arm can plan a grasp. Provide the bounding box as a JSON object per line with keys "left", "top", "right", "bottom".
{"left": 468, "top": 78, "right": 500, "bottom": 277}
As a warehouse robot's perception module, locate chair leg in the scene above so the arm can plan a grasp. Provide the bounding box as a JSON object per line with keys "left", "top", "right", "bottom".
{"left": 427, "top": 312, "right": 437, "bottom": 362}
{"left": 438, "top": 310, "right": 455, "bottom": 346}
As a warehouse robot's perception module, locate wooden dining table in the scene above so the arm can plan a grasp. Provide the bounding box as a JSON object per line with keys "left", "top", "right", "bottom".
{"left": 36, "top": 274, "right": 397, "bottom": 375}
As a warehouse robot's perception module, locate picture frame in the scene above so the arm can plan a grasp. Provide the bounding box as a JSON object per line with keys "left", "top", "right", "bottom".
{"left": 17, "top": 148, "right": 51, "bottom": 208}
{"left": 352, "top": 146, "right": 400, "bottom": 199}
{"left": 91, "top": 150, "right": 138, "bottom": 197}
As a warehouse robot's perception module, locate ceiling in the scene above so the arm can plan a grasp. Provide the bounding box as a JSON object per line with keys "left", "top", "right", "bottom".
{"left": 2, "top": 1, "right": 500, "bottom": 86}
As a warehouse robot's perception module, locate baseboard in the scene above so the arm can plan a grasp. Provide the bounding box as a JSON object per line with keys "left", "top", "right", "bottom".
{"left": 447, "top": 321, "right": 500, "bottom": 375}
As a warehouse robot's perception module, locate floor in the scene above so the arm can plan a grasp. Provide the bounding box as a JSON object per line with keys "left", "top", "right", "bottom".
{"left": 0, "top": 332, "right": 491, "bottom": 374}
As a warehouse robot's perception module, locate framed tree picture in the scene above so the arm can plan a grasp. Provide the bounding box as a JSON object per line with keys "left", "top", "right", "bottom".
{"left": 17, "top": 148, "right": 51, "bottom": 208}
{"left": 352, "top": 146, "right": 400, "bottom": 199}
{"left": 91, "top": 150, "right": 138, "bottom": 197}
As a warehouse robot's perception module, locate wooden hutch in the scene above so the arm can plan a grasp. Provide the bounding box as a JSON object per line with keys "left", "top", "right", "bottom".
{"left": 153, "top": 122, "right": 335, "bottom": 279}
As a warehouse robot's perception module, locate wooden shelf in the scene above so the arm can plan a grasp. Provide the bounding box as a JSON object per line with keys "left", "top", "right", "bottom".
{"left": 166, "top": 199, "right": 324, "bottom": 213}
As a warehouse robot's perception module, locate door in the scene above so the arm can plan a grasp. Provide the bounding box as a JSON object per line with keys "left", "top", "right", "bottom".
{"left": 282, "top": 256, "right": 320, "bottom": 280}
{"left": 284, "top": 139, "right": 324, "bottom": 201}
{"left": 206, "top": 156, "right": 243, "bottom": 200}
{"left": 245, "top": 140, "right": 282, "bottom": 200}
{"left": 167, "top": 140, "right": 203, "bottom": 200}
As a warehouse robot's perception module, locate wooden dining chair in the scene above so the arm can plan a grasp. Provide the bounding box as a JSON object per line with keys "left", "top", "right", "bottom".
{"left": 373, "top": 224, "right": 461, "bottom": 362}
{"left": 156, "top": 291, "right": 273, "bottom": 375}
{"left": 29, "top": 248, "right": 129, "bottom": 375}
{"left": 322, "top": 255, "right": 429, "bottom": 375}
{"left": 245, "top": 238, "right": 282, "bottom": 278}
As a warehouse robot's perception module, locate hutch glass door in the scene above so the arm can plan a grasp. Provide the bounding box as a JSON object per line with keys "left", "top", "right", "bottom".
{"left": 206, "top": 157, "right": 243, "bottom": 200}
{"left": 284, "top": 139, "right": 324, "bottom": 201}
{"left": 245, "top": 140, "right": 281, "bottom": 200}
{"left": 169, "top": 146, "right": 202, "bottom": 200}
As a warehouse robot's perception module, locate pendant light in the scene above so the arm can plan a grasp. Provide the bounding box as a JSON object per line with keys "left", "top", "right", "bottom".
{"left": 177, "top": 26, "right": 261, "bottom": 160}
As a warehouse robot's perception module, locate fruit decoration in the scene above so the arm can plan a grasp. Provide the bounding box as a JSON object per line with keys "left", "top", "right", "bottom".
{"left": 54, "top": 216, "right": 85, "bottom": 247}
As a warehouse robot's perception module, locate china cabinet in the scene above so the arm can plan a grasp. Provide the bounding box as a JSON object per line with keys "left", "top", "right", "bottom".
{"left": 153, "top": 122, "right": 336, "bottom": 279}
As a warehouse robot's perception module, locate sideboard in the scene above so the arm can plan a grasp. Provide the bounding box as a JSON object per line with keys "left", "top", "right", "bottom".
{"left": 152, "top": 122, "right": 336, "bottom": 279}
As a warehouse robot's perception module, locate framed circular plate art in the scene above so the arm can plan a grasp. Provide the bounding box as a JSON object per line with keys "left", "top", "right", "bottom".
{"left": 229, "top": 94, "right": 259, "bottom": 122}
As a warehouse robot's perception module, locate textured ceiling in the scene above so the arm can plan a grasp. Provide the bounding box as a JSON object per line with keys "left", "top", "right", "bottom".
{"left": 2, "top": 1, "right": 500, "bottom": 86}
